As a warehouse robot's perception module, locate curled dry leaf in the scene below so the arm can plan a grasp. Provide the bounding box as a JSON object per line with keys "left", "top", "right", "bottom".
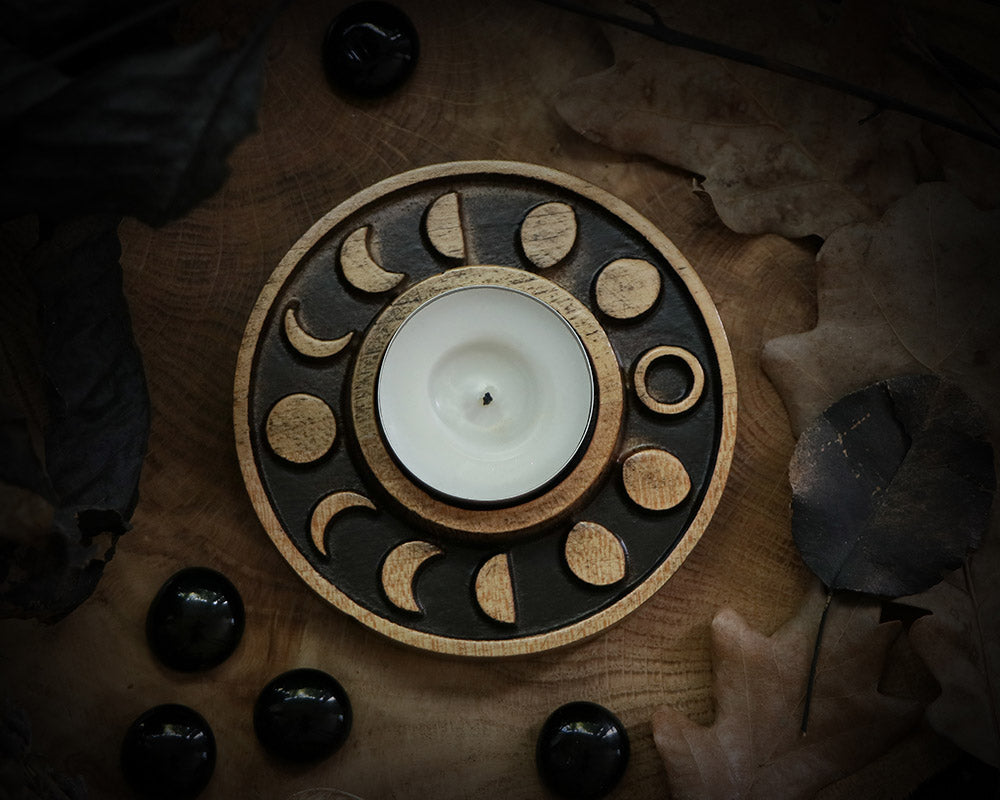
{"left": 0, "top": 3, "right": 278, "bottom": 226}
{"left": 901, "top": 534, "right": 1000, "bottom": 768}
{"left": 763, "top": 182, "right": 1000, "bottom": 440}
{"left": 0, "top": 696, "right": 87, "bottom": 800}
{"left": 556, "top": 1, "right": 943, "bottom": 238}
{"left": 0, "top": 218, "right": 149, "bottom": 622}
{"left": 790, "top": 375, "right": 995, "bottom": 597}
{"left": 653, "top": 583, "right": 922, "bottom": 800}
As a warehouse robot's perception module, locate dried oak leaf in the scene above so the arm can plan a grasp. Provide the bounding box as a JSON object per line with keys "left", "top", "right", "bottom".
{"left": 653, "top": 584, "right": 922, "bottom": 800}
{"left": 762, "top": 182, "right": 1000, "bottom": 440}
{"left": 555, "top": 1, "right": 941, "bottom": 238}
{"left": 0, "top": 217, "right": 149, "bottom": 622}
{"left": 0, "top": 4, "right": 276, "bottom": 226}
{"left": 791, "top": 375, "right": 995, "bottom": 597}
{"left": 901, "top": 533, "right": 1000, "bottom": 768}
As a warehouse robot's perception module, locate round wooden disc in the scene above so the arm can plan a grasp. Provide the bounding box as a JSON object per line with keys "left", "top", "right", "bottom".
{"left": 234, "top": 161, "right": 737, "bottom": 657}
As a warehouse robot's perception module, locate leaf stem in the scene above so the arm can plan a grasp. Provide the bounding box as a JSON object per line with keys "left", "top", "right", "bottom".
{"left": 965, "top": 556, "right": 1000, "bottom": 764}
{"left": 533, "top": 0, "right": 1000, "bottom": 150}
{"left": 801, "top": 586, "right": 835, "bottom": 735}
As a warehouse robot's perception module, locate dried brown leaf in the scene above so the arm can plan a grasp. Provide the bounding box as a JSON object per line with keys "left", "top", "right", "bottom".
{"left": 762, "top": 182, "right": 1000, "bottom": 440}
{"left": 653, "top": 584, "right": 922, "bottom": 800}
{"left": 555, "top": 2, "right": 942, "bottom": 238}
{"left": 902, "top": 534, "right": 1000, "bottom": 767}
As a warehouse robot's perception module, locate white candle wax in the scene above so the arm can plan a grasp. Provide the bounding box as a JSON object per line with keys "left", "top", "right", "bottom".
{"left": 376, "top": 285, "right": 595, "bottom": 504}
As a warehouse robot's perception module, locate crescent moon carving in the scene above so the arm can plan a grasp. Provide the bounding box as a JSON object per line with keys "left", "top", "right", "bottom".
{"left": 425, "top": 192, "right": 466, "bottom": 261}
{"left": 310, "top": 491, "right": 377, "bottom": 557}
{"left": 340, "top": 226, "right": 405, "bottom": 293}
{"left": 381, "top": 540, "right": 443, "bottom": 614}
{"left": 283, "top": 306, "right": 353, "bottom": 358}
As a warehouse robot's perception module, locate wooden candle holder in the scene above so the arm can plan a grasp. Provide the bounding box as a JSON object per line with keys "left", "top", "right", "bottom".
{"left": 234, "top": 162, "right": 737, "bottom": 656}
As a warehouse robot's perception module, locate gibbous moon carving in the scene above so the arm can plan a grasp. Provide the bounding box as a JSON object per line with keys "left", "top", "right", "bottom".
{"left": 634, "top": 345, "right": 705, "bottom": 415}
{"left": 622, "top": 448, "right": 692, "bottom": 511}
{"left": 425, "top": 192, "right": 466, "bottom": 261}
{"left": 595, "top": 258, "right": 662, "bottom": 320}
{"left": 381, "top": 540, "right": 443, "bottom": 613}
{"left": 283, "top": 306, "right": 354, "bottom": 358}
{"left": 310, "top": 491, "right": 376, "bottom": 557}
{"left": 340, "top": 226, "right": 405, "bottom": 293}
{"left": 266, "top": 393, "right": 337, "bottom": 464}
{"left": 564, "top": 522, "right": 627, "bottom": 586}
{"left": 520, "top": 202, "right": 577, "bottom": 269}
{"left": 474, "top": 554, "right": 516, "bottom": 624}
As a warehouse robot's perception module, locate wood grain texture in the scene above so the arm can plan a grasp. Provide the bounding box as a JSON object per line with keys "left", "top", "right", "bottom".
{"left": 594, "top": 257, "right": 661, "bottom": 319}
{"left": 283, "top": 306, "right": 354, "bottom": 358}
{"left": 520, "top": 201, "right": 577, "bottom": 268}
{"left": 381, "top": 541, "right": 443, "bottom": 614}
{"left": 425, "top": 191, "right": 466, "bottom": 261}
{"left": 265, "top": 392, "right": 336, "bottom": 463}
{"left": 565, "top": 522, "right": 627, "bottom": 586}
{"left": 475, "top": 553, "right": 517, "bottom": 624}
{"left": 339, "top": 226, "right": 404, "bottom": 293}
{"left": 622, "top": 448, "right": 692, "bottom": 511}
{"left": 0, "top": 1, "right": 931, "bottom": 798}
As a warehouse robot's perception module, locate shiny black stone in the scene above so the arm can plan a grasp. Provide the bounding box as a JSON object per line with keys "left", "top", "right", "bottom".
{"left": 253, "top": 668, "right": 353, "bottom": 762}
{"left": 536, "top": 701, "right": 630, "bottom": 800}
{"left": 322, "top": 2, "right": 419, "bottom": 98}
{"left": 120, "top": 704, "right": 216, "bottom": 800}
{"left": 146, "top": 567, "right": 245, "bottom": 671}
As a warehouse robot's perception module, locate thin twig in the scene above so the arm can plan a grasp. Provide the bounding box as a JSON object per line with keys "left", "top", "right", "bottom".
{"left": 533, "top": 0, "right": 1000, "bottom": 150}
{"left": 801, "top": 587, "right": 834, "bottom": 735}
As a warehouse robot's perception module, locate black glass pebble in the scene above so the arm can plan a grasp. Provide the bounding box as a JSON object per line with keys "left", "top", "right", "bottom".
{"left": 322, "top": 1, "right": 419, "bottom": 98}
{"left": 254, "top": 668, "right": 353, "bottom": 762}
{"left": 536, "top": 701, "right": 630, "bottom": 800}
{"left": 121, "top": 704, "right": 216, "bottom": 800}
{"left": 146, "top": 567, "right": 245, "bottom": 672}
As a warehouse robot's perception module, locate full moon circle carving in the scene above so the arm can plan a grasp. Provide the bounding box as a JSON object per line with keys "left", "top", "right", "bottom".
{"left": 234, "top": 161, "right": 736, "bottom": 657}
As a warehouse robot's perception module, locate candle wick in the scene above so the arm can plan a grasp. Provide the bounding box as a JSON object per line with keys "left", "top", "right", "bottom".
{"left": 482, "top": 391, "right": 494, "bottom": 406}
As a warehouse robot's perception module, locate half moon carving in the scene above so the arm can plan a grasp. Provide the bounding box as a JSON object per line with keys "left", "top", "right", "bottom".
{"left": 564, "top": 522, "right": 627, "bottom": 586}
{"left": 474, "top": 553, "right": 516, "bottom": 624}
{"left": 381, "top": 540, "right": 443, "bottom": 614}
{"left": 310, "top": 491, "right": 376, "bottom": 557}
{"left": 425, "top": 192, "right": 466, "bottom": 261}
{"left": 340, "top": 226, "right": 405, "bottom": 293}
{"left": 283, "top": 306, "right": 353, "bottom": 358}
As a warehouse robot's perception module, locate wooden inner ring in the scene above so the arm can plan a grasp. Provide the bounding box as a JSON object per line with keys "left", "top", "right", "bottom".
{"left": 350, "top": 266, "right": 624, "bottom": 538}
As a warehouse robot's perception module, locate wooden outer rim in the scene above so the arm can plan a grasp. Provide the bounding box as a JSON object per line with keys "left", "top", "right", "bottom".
{"left": 351, "top": 266, "right": 622, "bottom": 538}
{"left": 234, "top": 160, "right": 738, "bottom": 658}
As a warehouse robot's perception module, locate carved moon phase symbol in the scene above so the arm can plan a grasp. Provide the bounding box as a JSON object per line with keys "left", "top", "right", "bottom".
{"left": 340, "top": 226, "right": 405, "bottom": 293}
{"left": 520, "top": 202, "right": 577, "bottom": 269}
{"left": 595, "top": 258, "right": 662, "bottom": 320}
{"left": 381, "top": 540, "right": 443, "bottom": 613}
{"left": 564, "top": 522, "right": 627, "bottom": 586}
{"left": 283, "top": 306, "right": 354, "bottom": 358}
{"left": 266, "top": 393, "right": 337, "bottom": 464}
{"left": 634, "top": 346, "right": 705, "bottom": 415}
{"left": 474, "top": 554, "right": 516, "bottom": 624}
{"left": 310, "top": 491, "right": 376, "bottom": 557}
{"left": 622, "top": 448, "right": 692, "bottom": 511}
{"left": 425, "top": 192, "right": 466, "bottom": 261}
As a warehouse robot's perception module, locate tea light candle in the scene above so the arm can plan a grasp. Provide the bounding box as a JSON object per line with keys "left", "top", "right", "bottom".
{"left": 377, "top": 285, "right": 595, "bottom": 504}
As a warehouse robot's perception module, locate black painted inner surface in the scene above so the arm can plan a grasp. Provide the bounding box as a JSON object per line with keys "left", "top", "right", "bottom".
{"left": 247, "top": 174, "right": 726, "bottom": 642}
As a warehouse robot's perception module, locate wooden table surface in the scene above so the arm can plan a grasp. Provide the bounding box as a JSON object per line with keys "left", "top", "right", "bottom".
{"left": 0, "top": 1, "right": 872, "bottom": 797}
